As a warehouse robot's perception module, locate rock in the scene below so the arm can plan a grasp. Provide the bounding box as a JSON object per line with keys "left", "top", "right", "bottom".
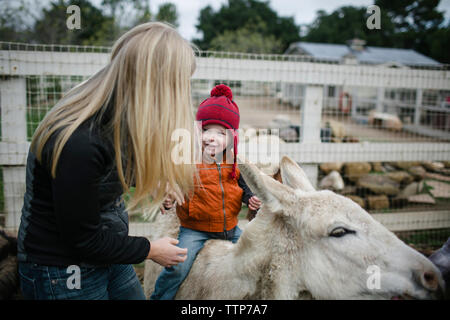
{"left": 327, "top": 119, "right": 345, "bottom": 138}
{"left": 342, "top": 136, "right": 359, "bottom": 143}
{"left": 320, "top": 162, "right": 344, "bottom": 174}
{"left": 392, "top": 182, "right": 419, "bottom": 208}
{"left": 422, "top": 161, "right": 445, "bottom": 172}
{"left": 372, "top": 162, "right": 384, "bottom": 173}
{"left": 268, "top": 114, "right": 292, "bottom": 129}
{"left": 408, "top": 194, "right": 436, "bottom": 204}
{"left": 390, "top": 197, "right": 408, "bottom": 208}
{"left": 437, "top": 168, "right": 450, "bottom": 176}
{"left": 339, "top": 185, "right": 358, "bottom": 195}
{"left": 357, "top": 174, "right": 400, "bottom": 196}
{"left": 424, "top": 180, "right": 450, "bottom": 198}
{"left": 418, "top": 180, "right": 426, "bottom": 193}
{"left": 319, "top": 171, "right": 344, "bottom": 191}
{"left": 408, "top": 166, "right": 427, "bottom": 180}
{"left": 383, "top": 163, "right": 398, "bottom": 172}
{"left": 368, "top": 111, "right": 402, "bottom": 131}
{"left": 344, "top": 162, "right": 372, "bottom": 182}
{"left": 392, "top": 162, "right": 421, "bottom": 170}
{"left": 367, "top": 195, "right": 390, "bottom": 210}
{"left": 396, "top": 182, "right": 419, "bottom": 198}
{"left": 346, "top": 195, "right": 365, "bottom": 208}
{"left": 279, "top": 127, "right": 298, "bottom": 142}
{"left": 386, "top": 171, "right": 414, "bottom": 185}
{"left": 331, "top": 137, "right": 342, "bottom": 143}
{"left": 424, "top": 172, "right": 450, "bottom": 182}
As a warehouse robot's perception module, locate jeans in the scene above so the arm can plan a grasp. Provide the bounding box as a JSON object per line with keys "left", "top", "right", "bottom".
{"left": 18, "top": 262, "right": 145, "bottom": 300}
{"left": 150, "top": 225, "right": 242, "bottom": 300}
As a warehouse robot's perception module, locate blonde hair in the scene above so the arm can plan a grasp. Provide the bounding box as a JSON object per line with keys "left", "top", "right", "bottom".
{"left": 30, "top": 22, "right": 197, "bottom": 212}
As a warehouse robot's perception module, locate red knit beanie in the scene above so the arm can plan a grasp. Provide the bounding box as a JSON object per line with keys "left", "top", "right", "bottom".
{"left": 196, "top": 84, "right": 240, "bottom": 179}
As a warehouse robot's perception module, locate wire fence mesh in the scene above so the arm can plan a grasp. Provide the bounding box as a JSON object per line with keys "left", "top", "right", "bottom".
{"left": 1, "top": 42, "right": 449, "bottom": 251}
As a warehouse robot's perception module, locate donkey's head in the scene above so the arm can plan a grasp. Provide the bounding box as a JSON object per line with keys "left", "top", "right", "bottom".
{"left": 239, "top": 156, "right": 444, "bottom": 299}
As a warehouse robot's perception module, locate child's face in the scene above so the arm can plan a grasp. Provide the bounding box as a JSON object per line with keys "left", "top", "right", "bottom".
{"left": 202, "top": 123, "right": 232, "bottom": 160}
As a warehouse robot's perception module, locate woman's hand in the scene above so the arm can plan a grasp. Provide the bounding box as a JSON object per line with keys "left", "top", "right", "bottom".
{"left": 248, "top": 196, "right": 261, "bottom": 211}
{"left": 147, "top": 237, "right": 188, "bottom": 267}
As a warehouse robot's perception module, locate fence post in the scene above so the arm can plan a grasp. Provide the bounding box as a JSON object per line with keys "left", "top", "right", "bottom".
{"left": 0, "top": 77, "right": 27, "bottom": 232}
{"left": 414, "top": 88, "right": 423, "bottom": 125}
{"left": 300, "top": 85, "right": 323, "bottom": 189}
{"left": 376, "top": 87, "right": 384, "bottom": 112}
{"left": 351, "top": 87, "right": 358, "bottom": 118}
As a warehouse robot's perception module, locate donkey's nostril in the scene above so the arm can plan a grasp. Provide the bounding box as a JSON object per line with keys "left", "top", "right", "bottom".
{"left": 421, "top": 271, "right": 438, "bottom": 291}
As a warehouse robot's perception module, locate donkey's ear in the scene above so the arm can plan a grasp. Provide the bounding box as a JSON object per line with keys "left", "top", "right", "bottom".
{"left": 238, "top": 160, "right": 295, "bottom": 213}
{"left": 280, "top": 156, "right": 315, "bottom": 192}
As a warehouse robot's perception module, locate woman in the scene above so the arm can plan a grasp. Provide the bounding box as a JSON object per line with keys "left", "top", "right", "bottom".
{"left": 17, "top": 22, "right": 196, "bottom": 300}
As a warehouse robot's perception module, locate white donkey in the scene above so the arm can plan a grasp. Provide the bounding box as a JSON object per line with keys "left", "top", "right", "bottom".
{"left": 144, "top": 156, "right": 444, "bottom": 299}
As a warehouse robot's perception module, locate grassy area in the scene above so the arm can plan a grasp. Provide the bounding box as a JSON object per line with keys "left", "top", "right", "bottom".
{"left": 396, "top": 228, "right": 450, "bottom": 253}
{"left": 0, "top": 168, "right": 3, "bottom": 214}
{"left": 27, "top": 106, "right": 50, "bottom": 140}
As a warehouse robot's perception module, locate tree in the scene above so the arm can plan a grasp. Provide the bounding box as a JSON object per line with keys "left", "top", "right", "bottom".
{"left": 302, "top": 1, "right": 448, "bottom": 63}
{"left": 33, "top": 0, "right": 115, "bottom": 46}
{"left": 0, "top": 0, "right": 38, "bottom": 43}
{"left": 210, "top": 18, "right": 281, "bottom": 53}
{"left": 374, "top": 0, "right": 445, "bottom": 57}
{"left": 427, "top": 20, "right": 450, "bottom": 64}
{"left": 194, "top": 0, "right": 300, "bottom": 52}
{"left": 132, "top": 0, "right": 152, "bottom": 25}
{"left": 303, "top": 6, "right": 397, "bottom": 47}
{"left": 156, "top": 3, "right": 179, "bottom": 28}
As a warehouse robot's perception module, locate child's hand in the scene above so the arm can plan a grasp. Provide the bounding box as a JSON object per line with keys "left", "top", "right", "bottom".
{"left": 248, "top": 196, "right": 261, "bottom": 211}
{"left": 160, "top": 194, "right": 176, "bottom": 214}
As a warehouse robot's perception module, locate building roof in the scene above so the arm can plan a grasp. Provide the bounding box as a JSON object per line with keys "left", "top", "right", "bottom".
{"left": 286, "top": 42, "right": 441, "bottom": 67}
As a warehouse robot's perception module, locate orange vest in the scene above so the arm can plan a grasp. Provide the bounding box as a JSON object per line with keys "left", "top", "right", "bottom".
{"left": 176, "top": 162, "right": 243, "bottom": 233}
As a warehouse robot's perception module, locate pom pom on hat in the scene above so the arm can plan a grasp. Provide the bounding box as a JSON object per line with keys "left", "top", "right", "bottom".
{"left": 210, "top": 84, "right": 233, "bottom": 100}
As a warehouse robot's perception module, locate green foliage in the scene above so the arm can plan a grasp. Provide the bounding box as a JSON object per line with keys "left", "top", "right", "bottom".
{"left": 155, "top": 3, "right": 179, "bottom": 28}
{"left": 0, "top": 0, "right": 35, "bottom": 42}
{"left": 0, "top": 0, "right": 180, "bottom": 47}
{"left": 303, "top": 0, "right": 449, "bottom": 63}
{"left": 427, "top": 21, "right": 450, "bottom": 63}
{"left": 210, "top": 17, "right": 282, "bottom": 53}
{"left": 131, "top": 0, "right": 152, "bottom": 25}
{"left": 194, "top": 0, "right": 300, "bottom": 53}
{"left": 33, "top": 0, "right": 116, "bottom": 46}
{"left": 303, "top": 6, "right": 397, "bottom": 47}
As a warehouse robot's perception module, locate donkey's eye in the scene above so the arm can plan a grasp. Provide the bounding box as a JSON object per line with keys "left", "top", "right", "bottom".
{"left": 329, "top": 227, "right": 355, "bottom": 238}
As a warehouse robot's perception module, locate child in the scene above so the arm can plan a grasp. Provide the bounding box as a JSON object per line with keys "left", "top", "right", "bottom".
{"left": 150, "top": 84, "right": 261, "bottom": 300}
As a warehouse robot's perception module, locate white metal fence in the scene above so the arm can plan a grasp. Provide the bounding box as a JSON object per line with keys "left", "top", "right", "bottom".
{"left": 1, "top": 42, "right": 450, "bottom": 247}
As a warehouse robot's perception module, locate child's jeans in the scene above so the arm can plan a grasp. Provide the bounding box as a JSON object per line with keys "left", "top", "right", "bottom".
{"left": 150, "top": 225, "right": 242, "bottom": 300}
